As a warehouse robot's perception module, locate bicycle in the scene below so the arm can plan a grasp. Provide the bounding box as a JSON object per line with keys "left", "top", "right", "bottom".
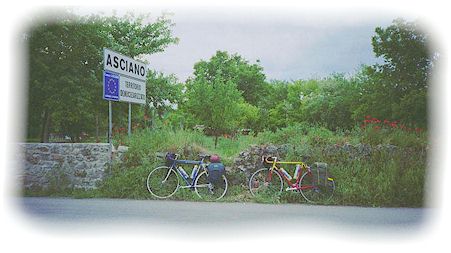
{"left": 249, "top": 156, "right": 335, "bottom": 203}
{"left": 146, "top": 153, "right": 228, "bottom": 201}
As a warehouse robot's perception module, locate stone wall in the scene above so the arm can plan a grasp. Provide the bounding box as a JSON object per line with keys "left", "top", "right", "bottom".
{"left": 18, "top": 143, "right": 116, "bottom": 191}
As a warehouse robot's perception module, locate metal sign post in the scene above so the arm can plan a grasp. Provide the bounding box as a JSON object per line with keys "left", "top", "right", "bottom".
{"left": 102, "top": 48, "right": 147, "bottom": 143}
{"left": 128, "top": 103, "right": 131, "bottom": 137}
{"left": 109, "top": 101, "right": 112, "bottom": 144}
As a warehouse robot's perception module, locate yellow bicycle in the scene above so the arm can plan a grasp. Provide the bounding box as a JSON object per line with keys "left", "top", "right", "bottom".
{"left": 249, "top": 156, "right": 335, "bottom": 203}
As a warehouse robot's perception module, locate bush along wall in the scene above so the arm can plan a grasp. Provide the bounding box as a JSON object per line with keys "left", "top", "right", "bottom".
{"left": 20, "top": 126, "right": 428, "bottom": 207}
{"left": 231, "top": 143, "right": 426, "bottom": 207}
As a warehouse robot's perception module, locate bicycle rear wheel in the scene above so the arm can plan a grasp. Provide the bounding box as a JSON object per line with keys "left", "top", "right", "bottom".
{"left": 194, "top": 170, "right": 228, "bottom": 201}
{"left": 249, "top": 168, "right": 283, "bottom": 199}
{"left": 146, "top": 166, "right": 179, "bottom": 199}
{"left": 299, "top": 171, "right": 335, "bottom": 204}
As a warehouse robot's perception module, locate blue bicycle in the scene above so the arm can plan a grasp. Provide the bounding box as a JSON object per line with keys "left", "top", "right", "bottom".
{"left": 146, "top": 153, "right": 228, "bottom": 201}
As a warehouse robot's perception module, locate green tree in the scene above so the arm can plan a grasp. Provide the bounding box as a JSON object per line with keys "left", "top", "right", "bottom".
{"left": 27, "top": 12, "right": 106, "bottom": 141}
{"left": 145, "top": 70, "right": 183, "bottom": 127}
{"left": 258, "top": 80, "right": 289, "bottom": 132}
{"left": 191, "top": 51, "right": 266, "bottom": 106}
{"left": 237, "top": 102, "right": 260, "bottom": 132}
{"left": 371, "top": 19, "right": 434, "bottom": 93}
{"left": 26, "top": 11, "right": 178, "bottom": 142}
{"left": 298, "top": 75, "right": 360, "bottom": 130}
{"left": 184, "top": 51, "right": 245, "bottom": 147}
{"left": 356, "top": 18, "right": 436, "bottom": 127}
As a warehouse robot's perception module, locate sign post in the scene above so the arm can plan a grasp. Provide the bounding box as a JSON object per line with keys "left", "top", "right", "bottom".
{"left": 109, "top": 101, "right": 112, "bottom": 143}
{"left": 128, "top": 103, "right": 132, "bottom": 137}
{"left": 103, "top": 48, "right": 147, "bottom": 143}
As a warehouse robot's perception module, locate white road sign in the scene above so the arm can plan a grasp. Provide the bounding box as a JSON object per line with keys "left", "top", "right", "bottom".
{"left": 119, "top": 75, "right": 146, "bottom": 104}
{"left": 103, "top": 48, "right": 147, "bottom": 104}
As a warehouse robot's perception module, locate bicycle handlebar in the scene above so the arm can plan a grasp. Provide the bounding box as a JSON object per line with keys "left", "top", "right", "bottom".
{"left": 198, "top": 154, "right": 211, "bottom": 159}
{"left": 262, "top": 156, "right": 278, "bottom": 164}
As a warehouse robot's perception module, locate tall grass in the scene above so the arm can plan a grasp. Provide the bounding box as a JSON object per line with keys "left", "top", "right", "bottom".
{"left": 26, "top": 124, "right": 428, "bottom": 207}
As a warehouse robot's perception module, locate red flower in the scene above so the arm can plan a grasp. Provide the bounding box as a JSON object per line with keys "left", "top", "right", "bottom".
{"left": 372, "top": 118, "right": 381, "bottom": 123}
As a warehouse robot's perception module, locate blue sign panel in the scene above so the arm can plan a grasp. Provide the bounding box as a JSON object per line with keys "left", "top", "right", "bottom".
{"left": 103, "top": 71, "right": 120, "bottom": 101}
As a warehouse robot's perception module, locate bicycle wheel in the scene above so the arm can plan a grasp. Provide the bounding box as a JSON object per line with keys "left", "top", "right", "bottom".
{"left": 146, "top": 166, "right": 179, "bottom": 199}
{"left": 249, "top": 168, "right": 283, "bottom": 199}
{"left": 194, "top": 170, "right": 228, "bottom": 201}
{"left": 299, "top": 170, "right": 335, "bottom": 204}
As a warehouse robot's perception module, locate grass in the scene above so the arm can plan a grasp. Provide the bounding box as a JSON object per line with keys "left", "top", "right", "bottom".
{"left": 24, "top": 123, "right": 428, "bottom": 207}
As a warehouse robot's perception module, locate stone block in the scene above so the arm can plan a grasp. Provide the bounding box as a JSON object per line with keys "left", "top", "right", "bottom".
{"left": 19, "top": 143, "right": 113, "bottom": 191}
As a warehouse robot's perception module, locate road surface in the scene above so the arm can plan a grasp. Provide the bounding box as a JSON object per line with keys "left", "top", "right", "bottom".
{"left": 16, "top": 197, "right": 428, "bottom": 236}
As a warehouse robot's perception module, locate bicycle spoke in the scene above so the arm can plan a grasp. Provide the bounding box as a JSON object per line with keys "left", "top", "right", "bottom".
{"left": 249, "top": 168, "right": 283, "bottom": 200}
{"left": 299, "top": 171, "right": 335, "bottom": 204}
{"left": 147, "top": 166, "right": 179, "bottom": 199}
{"left": 195, "top": 171, "right": 228, "bottom": 201}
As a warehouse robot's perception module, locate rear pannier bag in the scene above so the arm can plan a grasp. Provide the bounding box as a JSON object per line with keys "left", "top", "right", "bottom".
{"left": 207, "top": 163, "right": 225, "bottom": 184}
{"left": 312, "top": 162, "right": 332, "bottom": 186}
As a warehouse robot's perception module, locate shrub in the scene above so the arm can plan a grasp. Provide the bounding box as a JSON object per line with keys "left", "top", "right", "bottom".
{"left": 35, "top": 123, "right": 428, "bottom": 207}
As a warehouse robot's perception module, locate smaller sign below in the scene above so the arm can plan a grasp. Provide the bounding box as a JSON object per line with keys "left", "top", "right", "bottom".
{"left": 103, "top": 71, "right": 120, "bottom": 101}
{"left": 103, "top": 71, "right": 147, "bottom": 104}
{"left": 119, "top": 75, "right": 147, "bottom": 105}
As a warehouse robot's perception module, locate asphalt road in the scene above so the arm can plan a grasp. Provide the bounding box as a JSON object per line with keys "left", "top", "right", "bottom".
{"left": 16, "top": 197, "right": 428, "bottom": 236}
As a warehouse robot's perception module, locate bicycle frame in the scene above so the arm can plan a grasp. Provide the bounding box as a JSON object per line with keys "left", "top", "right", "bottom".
{"left": 166, "top": 155, "right": 208, "bottom": 189}
{"left": 264, "top": 157, "right": 314, "bottom": 191}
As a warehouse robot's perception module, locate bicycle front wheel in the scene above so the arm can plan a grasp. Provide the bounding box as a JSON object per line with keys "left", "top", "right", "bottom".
{"left": 249, "top": 168, "right": 283, "bottom": 199}
{"left": 146, "top": 166, "right": 179, "bottom": 199}
{"left": 194, "top": 170, "right": 228, "bottom": 201}
{"left": 299, "top": 171, "right": 335, "bottom": 204}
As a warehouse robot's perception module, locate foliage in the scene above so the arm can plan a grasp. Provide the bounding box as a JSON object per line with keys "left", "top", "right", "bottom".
{"left": 145, "top": 70, "right": 183, "bottom": 122}
{"left": 26, "top": 10, "right": 178, "bottom": 142}
{"left": 24, "top": 16, "right": 432, "bottom": 208}
{"left": 354, "top": 19, "right": 434, "bottom": 128}
{"left": 183, "top": 51, "right": 247, "bottom": 147}
{"left": 27, "top": 124, "right": 428, "bottom": 207}
{"left": 297, "top": 75, "right": 360, "bottom": 130}
{"left": 187, "top": 50, "right": 266, "bottom": 106}
{"left": 237, "top": 102, "right": 261, "bottom": 131}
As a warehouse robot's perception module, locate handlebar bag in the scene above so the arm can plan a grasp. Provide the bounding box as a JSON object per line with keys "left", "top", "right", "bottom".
{"left": 165, "top": 152, "right": 176, "bottom": 166}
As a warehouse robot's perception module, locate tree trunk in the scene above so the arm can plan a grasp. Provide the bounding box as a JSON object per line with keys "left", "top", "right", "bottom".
{"left": 40, "top": 109, "right": 51, "bottom": 143}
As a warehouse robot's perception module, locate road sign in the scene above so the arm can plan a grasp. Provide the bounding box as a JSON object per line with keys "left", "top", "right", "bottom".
{"left": 103, "top": 48, "right": 148, "bottom": 143}
{"left": 103, "top": 48, "right": 147, "bottom": 105}
{"left": 103, "top": 71, "right": 120, "bottom": 101}
{"left": 103, "top": 48, "right": 147, "bottom": 81}
{"left": 119, "top": 75, "right": 146, "bottom": 104}
{"left": 103, "top": 71, "right": 146, "bottom": 104}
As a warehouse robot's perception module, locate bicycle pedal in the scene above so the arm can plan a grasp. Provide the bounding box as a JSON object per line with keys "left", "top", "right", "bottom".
{"left": 285, "top": 187, "right": 297, "bottom": 191}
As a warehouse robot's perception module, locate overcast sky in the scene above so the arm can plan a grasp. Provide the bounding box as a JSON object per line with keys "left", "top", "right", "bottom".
{"left": 74, "top": 7, "right": 402, "bottom": 82}
{"left": 138, "top": 8, "right": 399, "bottom": 82}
